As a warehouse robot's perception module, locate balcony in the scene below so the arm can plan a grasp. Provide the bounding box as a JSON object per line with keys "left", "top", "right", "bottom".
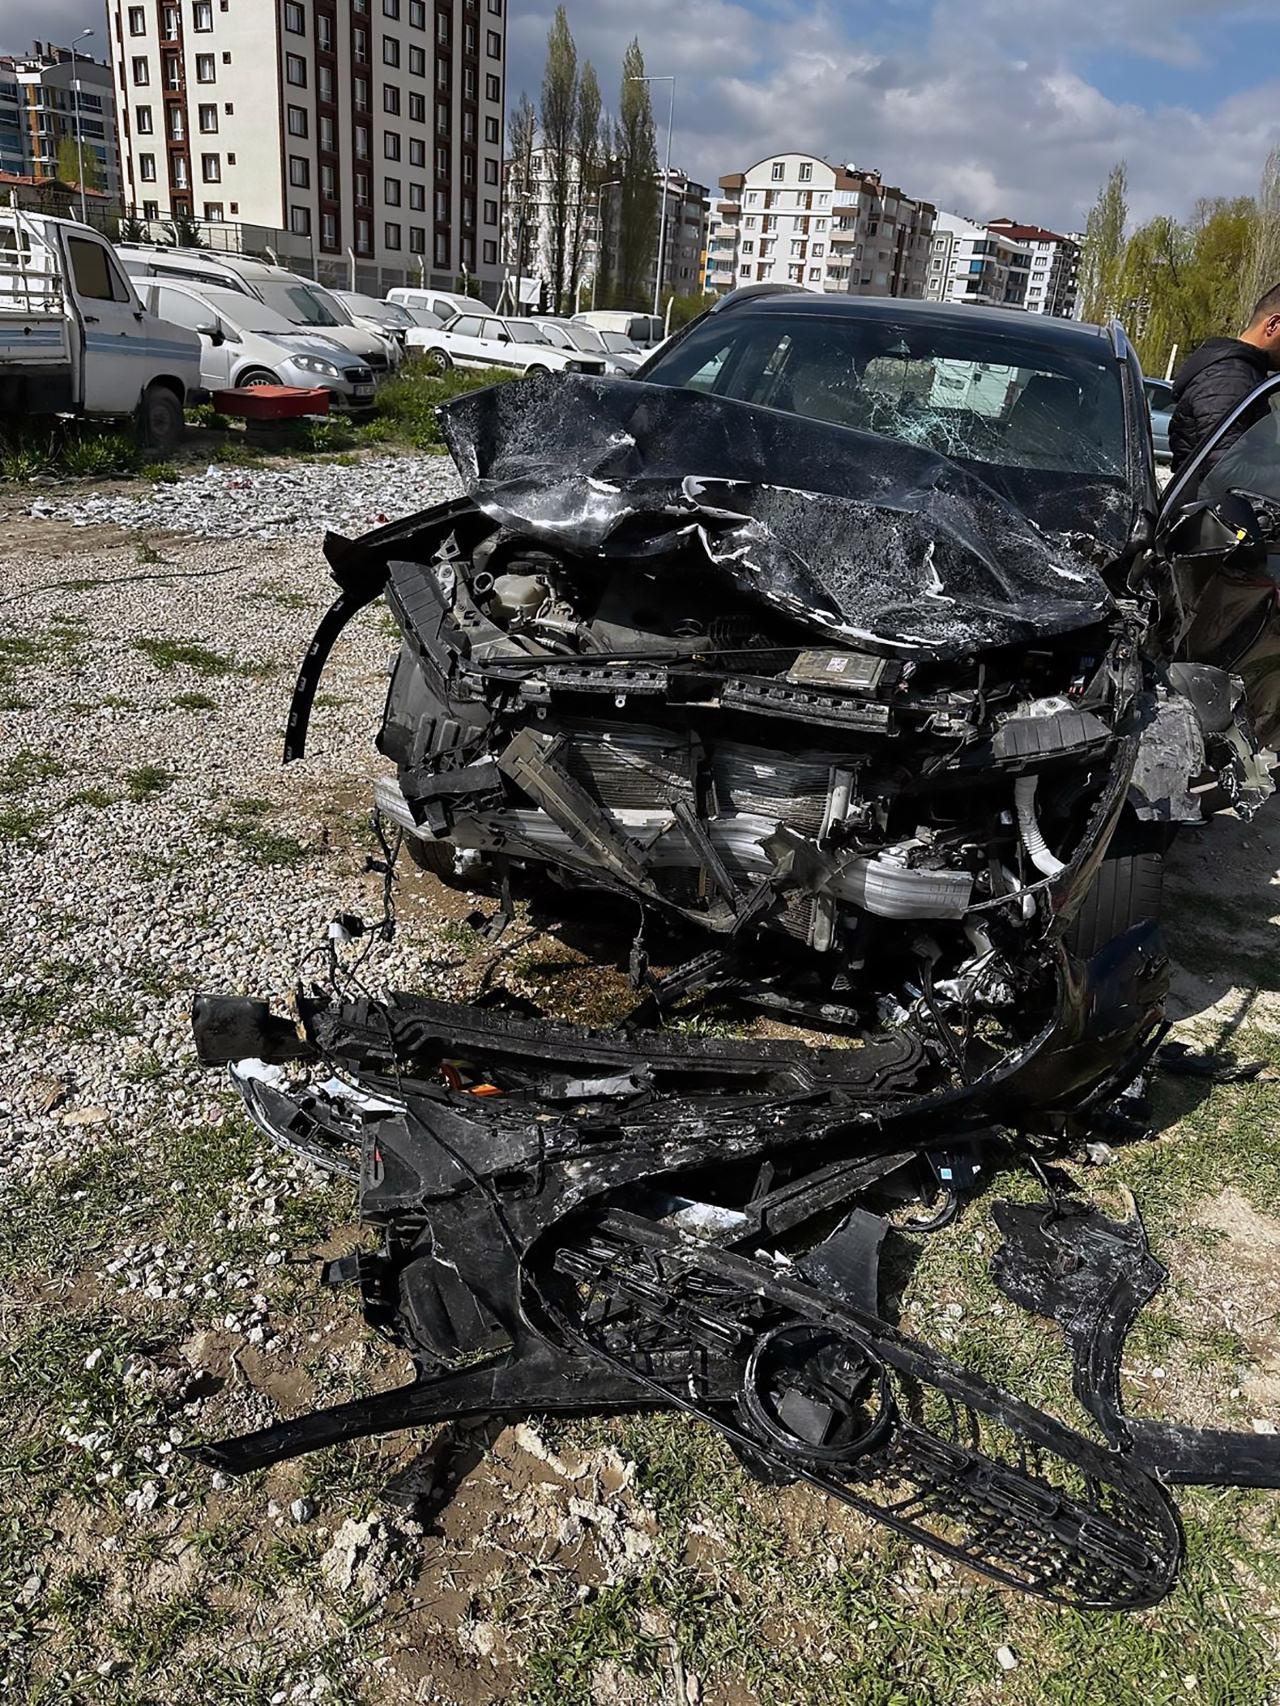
{"left": 715, "top": 199, "right": 740, "bottom": 215}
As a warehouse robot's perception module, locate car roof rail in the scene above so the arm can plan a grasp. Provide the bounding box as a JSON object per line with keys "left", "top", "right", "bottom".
{"left": 709, "top": 281, "right": 810, "bottom": 314}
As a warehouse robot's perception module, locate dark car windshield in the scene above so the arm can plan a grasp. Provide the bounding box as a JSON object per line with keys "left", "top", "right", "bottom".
{"left": 641, "top": 311, "right": 1128, "bottom": 485}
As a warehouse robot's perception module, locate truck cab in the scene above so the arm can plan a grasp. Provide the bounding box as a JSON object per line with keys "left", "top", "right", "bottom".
{"left": 0, "top": 209, "right": 200, "bottom": 449}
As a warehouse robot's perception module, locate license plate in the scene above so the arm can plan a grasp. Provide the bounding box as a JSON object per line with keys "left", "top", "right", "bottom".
{"left": 354, "top": 383, "right": 375, "bottom": 397}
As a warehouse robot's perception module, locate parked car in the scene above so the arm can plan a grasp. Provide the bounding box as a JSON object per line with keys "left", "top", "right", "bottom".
{"left": 573, "top": 309, "right": 665, "bottom": 347}
{"left": 116, "top": 247, "right": 397, "bottom": 376}
{"left": 1144, "top": 375, "right": 1174, "bottom": 463}
{"left": 387, "top": 285, "right": 491, "bottom": 323}
{"left": 530, "top": 317, "right": 644, "bottom": 374}
{"left": 1, "top": 210, "right": 199, "bottom": 449}
{"left": 332, "top": 290, "right": 419, "bottom": 350}
{"left": 134, "top": 281, "right": 376, "bottom": 412}
{"left": 406, "top": 310, "right": 607, "bottom": 376}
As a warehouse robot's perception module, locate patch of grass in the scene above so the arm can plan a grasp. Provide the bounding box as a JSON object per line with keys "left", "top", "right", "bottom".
{"left": 186, "top": 402, "right": 230, "bottom": 430}
{"left": 0, "top": 620, "right": 85, "bottom": 688}
{"left": 60, "top": 432, "right": 143, "bottom": 479}
{"left": 368, "top": 360, "right": 516, "bottom": 450}
{"left": 0, "top": 803, "right": 49, "bottom": 842}
{"left": 142, "top": 460, "right": 181, "bottom": 483}
{"left": 67, "top": 785, "right": 116, "bottom": 809}
{"left": 133, "top": 637, "right": 242, "bottom": 677}
{"left": 208, "top": 803, "right": 313, "bottom": 868}
{"left": 173, "top": 689, "right": 218, "bottom": 710}
{"left": 136, "top": 539, "right": 169, "bottom": 564}
{"left": 0, "top": 748, "right": 66, "bottom": 795}
{"left": 124, "top": 763, "right": 174, "bottom": 802}
{"left": 211, "top": 438, "right": 265, "bottom": 466}
{"left": 248, "top": 578, "right": 312, "bottom": 611}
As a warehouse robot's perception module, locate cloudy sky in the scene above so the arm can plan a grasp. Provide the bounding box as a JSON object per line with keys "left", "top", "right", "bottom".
{"left": 9, "top": 0, "right": 1279, "bottom": 229}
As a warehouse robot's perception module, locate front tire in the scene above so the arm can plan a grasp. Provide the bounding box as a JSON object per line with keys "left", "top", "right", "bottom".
{"left": 420, "top": 347, "right": 452, "bottom": 374}
{"left": 525, "top": 364, "right": 550, "bottom": 376}
{"left": 1068, "top": 851, "right": 1165, "bottom": 960}
{"left": 138, "top": 383, "right": 184, "bottom": 452}
{"left": 236, "top": 368, "right": 279, "bottom": 388}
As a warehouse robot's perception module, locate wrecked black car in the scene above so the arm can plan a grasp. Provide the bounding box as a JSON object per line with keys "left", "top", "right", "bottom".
{"left": 189, "top": 291, "right": 1280, "bottom": 1609}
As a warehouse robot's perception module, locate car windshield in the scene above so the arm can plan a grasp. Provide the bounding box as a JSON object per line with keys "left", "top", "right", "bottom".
{"left": 643, "top": 311, "right": 1128, "bottom": 483}
{"left": 568, "top": 325, "right": 606, "bottom": 351}
{"left": 506, "top": 322, "right": 545, "bottom": 344}
{"left": 600, "top": 331, "right": 637, "bottom": 353}
{"left": 198, "top": 288, "right": 297, "bottom": 335}
{"left": 407, "top": 306, "right": 443, "bottom": 327}
{"left": 536, "top": 323, "right": 574, "bottom": 349}
{"left": 258, "top": 282, "right": 349, "bottom": 328}
{"left": 343, "top": 293, "right": 412, "bottom": 327}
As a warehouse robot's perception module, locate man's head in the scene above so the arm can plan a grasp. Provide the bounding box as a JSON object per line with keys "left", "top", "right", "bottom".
{"left": 1242, "top": 283, "right": 1280, "bottom": 365}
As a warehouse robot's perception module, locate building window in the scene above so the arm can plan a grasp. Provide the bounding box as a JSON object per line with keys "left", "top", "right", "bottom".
{"left": 798, "top": 161, "right": 812, "bottom": 182}
{"left": 354, "top": 75, "right": 369, "bottom": 108}
{"left": 409, "top": 137, "right": 425, "bottom": 167}
{"left": 464, "top": 67, "right": 475, "bottom": 97}
{"left": 384, "top": 130, "right": 401, "bottom": 159}
{"left": 128, "top": 7, "right": 146, "bottom": 34}
{"left": 384, "top": 83, "right": 400, "bottom": 113}
{"left": 196, "top": 53, "right": 215, "bottom": 80}
{"left": 435, "top": 145, "right": 448, "bottom": 176}
{"left": 486, "top": 29, "right": 500, "bottom": 56}
{"left": 434, "top": 232, "right": 447, "bottom": 264}
{"left": 741, "top": 240, "right": 754, "bottom": 254}
{"left": 193, "top": 1, "right": 213, "bottom": 30}
{"left": 409, "top": 182, "right": 424, "bottom": 210}
{"left": 383, "top": 35, "right": 400, "bottom": 66}
{"left": 318, "top": 65, "right": 333, "bottom": 99}
{"left": 410, "top": 0, "right": 425, "bottom": 24}
{"left": 355, "top": 215, "right": 370, "bottom": 252}
{"left": 321, "top": 162, "right": 336, "bottom": 194}
{"left": 409, "top": 44, "right": 425, "bottom": 75}
{"left": 434, "top": 188, "right": 447, "bottom": 219}
{"left": 355, "top": 124, "right": 370, "bottom": 157}
{"left": 221, "top": 50, "right": 231, "bottom": 62}
{"left": 135, "top": 105, "right": 153, "bottom": 133}
{"left": 131, "top": 56, "right": 149, "bottom": 85}
{"left": 290, "top": 205, "right": 311, "bottom": 235}
{"left": 462, "top": 112, "right": 475, "bottom": 141}
{"left": 143, "top": 198, "right": 159, "bottom": 217}
{"left": 287, "top": 105, "right": 308, "bottom": 136}
{"left": 483, "top": 116, "right": 498, "bottom": 143}
{"left": 139, "top": 152, "right": 156, "bottom": 180}
{"left": 465, "top": 23, "right": 476, "bottom": 50}
{"left": 462, "top": 153, "right": 474, "bottom": 183}
{"left": 198, "top": 103, "right": 217, "bottom": 131}
{"left": 172, "top": 157, "right": 189, "bottom": 188}
{"left": 483, "top": 198, "right": 496, "bottom": 225}
{"left": 317, "top": 14, "right": 332, "bottom": 49}
{"left": 384, "top": 220, "right": 401, "bottom": 248}
{"left": 483, "top": 238, "right": 497, "bottom": 264}
{"left": 409, "top": 225, "right": 425, "bottom": 252}
{"left": 384, "top": 175, "right": 401, "bottom": 204}
{"left": 322, "top": 211, "right": 337, "bottom": 246}
{"left": 353, "top": 27, "right": 368, "bottom": 61}
{"left": 436, "top": 105, "right": 448, "bottom": 134}
{"left": 488, "top": 0, "right": 502, "bottom": 11}
{"left": 286, "top": 53, "right": 307, "bottom": 86}
{"left": 484, "top": 157, "right": 498, "bottom": 185}
{"left": 383, "top": 0, "right": 399, "bottom": 14}
{"left": 485, "top": 73, "right": 499, "bottom": 101}
{"left": 408, "top": 91, "right": 424, "bottom": 121}
{"left": 770, "top": 162, "right": 784, "bottom": 180}
{"left": 320, "top": 114, "right": 334, "bottom": 147}
{"left": 201, "top": 153, "right": 220, "bottom": 181}
{"left": 437, "top": 13, "right": 448, "bottom": 42}
{"left": 289, "top": 155, "right": 310, "bottom": 187}
{"left": 203, "top": 201, "right": 223, "bottom": 219}
{"left": 812, "top": 242, "right": 824, "bottom": 257}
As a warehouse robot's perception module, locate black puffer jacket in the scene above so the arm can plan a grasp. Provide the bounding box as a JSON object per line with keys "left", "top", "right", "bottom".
{"left": 1168, "top": 337, "right": 1272, "bottom": 473}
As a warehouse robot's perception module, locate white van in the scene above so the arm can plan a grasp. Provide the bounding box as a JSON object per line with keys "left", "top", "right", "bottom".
{"left": 116, "top": 247, "right": 397, "bottom": 375}
{"left": 1, "top": 211, "right": 200, "bottom": 448}
{"left": 386, "top": 286, "right": 491, "bottom": 323}
{"left": 573, "top": 311, "right": 665, "bottom": 348}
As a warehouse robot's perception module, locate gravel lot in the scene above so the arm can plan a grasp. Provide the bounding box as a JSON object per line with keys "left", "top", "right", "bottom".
{"left": 4, "top": 456, "right": 1280, "bottom": 1704}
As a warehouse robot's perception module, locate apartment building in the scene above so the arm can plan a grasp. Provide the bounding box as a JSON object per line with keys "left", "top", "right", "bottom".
{"left": 638, "top": 168, "right": 709, "bottom": 299}
{"left": 107, "top": 0, "right": 506, "bottom": 294}
{"left": 925, "top": 212, "right": 1031, "bottom": 308}
{"left": 0, "top": 42, "right": 123, "bottom": 201}
{"left": 985, "top": 219, "right": 1081, "bottom": 318}
{"left": 501, "top": 142, "right": 598, "bottom": 310}
{"left": 706, "top": 153, "right": 935, "bottom": 299}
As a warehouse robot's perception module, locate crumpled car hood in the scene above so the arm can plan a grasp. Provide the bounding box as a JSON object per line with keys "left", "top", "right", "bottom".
{"left": 441, "top": 375, "right": 1115, "bottom": 656}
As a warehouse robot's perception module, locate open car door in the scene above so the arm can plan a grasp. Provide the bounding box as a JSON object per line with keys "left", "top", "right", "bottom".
{"left": 1156, "top": 371, "right": 1280, "bottom": 744}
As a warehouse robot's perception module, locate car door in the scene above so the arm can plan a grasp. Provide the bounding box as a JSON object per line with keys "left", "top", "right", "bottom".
{"left": 1155, "top": 372, "right": 1280, "bottom": 742}
{"left": 479, "top": 317, "right": 518, "bottom": 368}
{"left": 441, "top": 313, "right": 485, "bottom": 365}
{"left": 151, "top": 285, "right": 233, "bottom": 389}
{"left": 64, "top": 229, "right": 154, "bottom": 414}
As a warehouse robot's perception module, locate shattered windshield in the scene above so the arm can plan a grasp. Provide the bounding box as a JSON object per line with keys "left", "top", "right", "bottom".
{"left": 645, "top": 312, "right": 1128, "bottom": 484}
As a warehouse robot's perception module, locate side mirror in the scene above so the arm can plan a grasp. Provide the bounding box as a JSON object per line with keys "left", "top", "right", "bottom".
{"left": 195, "top": 321, "right": 223, "bottom": 345}
{"left": 1162, "top": 490, "right": 1268, "bottom": 573}
{"left": 497, "top": 331, "right": 510, "bottom": 342}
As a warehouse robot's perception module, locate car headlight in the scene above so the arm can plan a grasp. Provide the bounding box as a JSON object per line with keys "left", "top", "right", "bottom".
{"left": 291, "top": 355, "right": 342, "bottom": 379}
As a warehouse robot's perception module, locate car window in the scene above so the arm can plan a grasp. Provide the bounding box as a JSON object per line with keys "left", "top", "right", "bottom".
{"left": 600, "top": 332, "right": 635, "bottom": 353}
{"left": 481, "top": 318, "right": 506, "bottom": 340}
{"left": 1144, "top": 379, "right": 1173, "bottom": 409}
{"left": 507, "top": 322, "right": 544, "bottom": 343}
{"left": 537, "top": 323, "right": 573, "bottom": 348}
{"left": 450, "top": 315, "right": 483, "bottom": 337}
{"left": 644, "top": 313, "right": 1128, "bottom": 479}
{"left": 1193, "top": 392, "right": 1280, "bottom": 507}
{"left": 155, "top": 286, "right": 213, "bottom": 331}
{"left": 407, "top": 306, "right": 442, "bottom": 327}
{"left": 68, "top": 237, "right": 131, "bottom": 303}
{"left": 257, "top": 282, "right": 343, "bottom": 327}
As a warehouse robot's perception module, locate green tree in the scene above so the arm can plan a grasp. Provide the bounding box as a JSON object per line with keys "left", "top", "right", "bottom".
{"left": 616, "top": 39, "right": 657, "bottom": 307}
{"left": 1240, "top": 144, "right": 1280, "bottom": 321}
{"left": 567, "top": 61, "right": 602, "bottom": 315}
{"left": 505, "top": 90, "right": 538, "bottom": 311}
{"left": 540, "top": 5, "right": 578, "bottom": 316}
{"left": 663, "top": 289, "right": 716, "bottom": 330}
{"left": 1079, "top": 162, "right": 1128, "bottom": 325}
{"left": 593, "top": 117, "right": 620, "bottom": 308}
{"left": 162, "top": 210, "right": 204, "bottom": 248}
{"left": 1117, "top": 197, "right": 1258, "bottom": 372}
{"left": 55, "top": 132, "right": 101, "bottom": 192}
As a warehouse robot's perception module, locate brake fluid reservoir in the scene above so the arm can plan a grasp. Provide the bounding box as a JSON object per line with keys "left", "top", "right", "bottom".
{"left": 490, "top": 573, "right": 548, "bottom": 626}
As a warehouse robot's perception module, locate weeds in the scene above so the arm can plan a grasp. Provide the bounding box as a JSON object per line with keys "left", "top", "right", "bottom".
{"left": 134, "top": 637, "right": 241, "bottom": 676}
{"left": 124, "top": 763, "right": 174, "bottom": 802}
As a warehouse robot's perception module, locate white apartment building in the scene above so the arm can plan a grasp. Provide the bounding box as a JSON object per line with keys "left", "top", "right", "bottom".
{"left": 925, "top": 212, "right": 1031, "bottom": 308}
{"left": 108, "top": 0, "right": 506, "bottom": 295}
{"left": 706, "top": 153, "right": 935, "bottom": 299}
{"left": 986, "top": 219, "right": 1081, "bottom": 318}
{"left": 0, "top": 42, "right": 123, "bottom": 201}
{"left": 501, "top": 142, "right": 598, "bottom": 311}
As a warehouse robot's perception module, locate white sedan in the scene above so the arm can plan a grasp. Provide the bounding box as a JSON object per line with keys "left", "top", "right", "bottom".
{"left": 406, "top": 311, "right": 606, "bottom": 377}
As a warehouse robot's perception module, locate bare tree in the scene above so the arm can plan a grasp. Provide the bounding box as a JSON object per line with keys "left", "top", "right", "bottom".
{"left": 566, "top": 61, "right": 602, "bottom": 315}
{"left": 540, "top": 6, "right": 578, "bottom": 317}
{"left": 1240, "top": 144, "right": 1280, "bottom": 321}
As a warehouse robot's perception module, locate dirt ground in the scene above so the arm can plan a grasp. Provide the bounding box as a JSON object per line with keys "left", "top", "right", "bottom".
{"left": 2, "top": 493, "right": 1280, "bottom": 1706}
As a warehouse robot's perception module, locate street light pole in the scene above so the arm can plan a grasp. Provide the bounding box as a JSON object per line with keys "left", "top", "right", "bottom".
{"left": 627, "top": 74, "right": 675, "bottom": 319}
{"left": 69, "top": 28, "right": 94, "bottom": 225}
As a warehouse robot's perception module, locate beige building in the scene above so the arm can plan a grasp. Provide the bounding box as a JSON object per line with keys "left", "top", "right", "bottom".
{"left": 107, "top": 0, "right": 506, "bottom": 295}
{"left": 706, "top": 152, "right": 934, "bottom": 299}
{"left": 1, "top": 42, "right": 123, "bottom": 203}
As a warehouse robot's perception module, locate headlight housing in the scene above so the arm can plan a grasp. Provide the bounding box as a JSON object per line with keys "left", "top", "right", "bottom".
{"left": 291, "top": 355, "right": 342, "bottom": 379}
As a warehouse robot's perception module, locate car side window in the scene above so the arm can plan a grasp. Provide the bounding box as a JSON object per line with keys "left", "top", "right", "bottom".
{"left": 155, "top": 288, "right": 207, "bottom": 330}
{"left": 682, "top": 342, "right": 733, "bottom": 394}
{"left": 481, "top": 318, "right": 505, "bottom": 340}
{"left": 68, "top": 237, "right": 131, "bottom": 303}
{"left": 1198, "top": 394, "right": 1280, "bottom": 507}
{"left": 451, "top": 315, "right": 482, "bottom": 337}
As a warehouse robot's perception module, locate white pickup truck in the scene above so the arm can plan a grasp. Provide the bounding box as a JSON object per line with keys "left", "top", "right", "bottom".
{"left": 0, "top": 207, "right": 201, "bottom": 450}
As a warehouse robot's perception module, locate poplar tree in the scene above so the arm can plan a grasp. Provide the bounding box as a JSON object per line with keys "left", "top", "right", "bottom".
{"left": 616, "top": 39, "right": 658, "bottom": 307}
{"left": 1079, "top": 162, "right": 1128, "bottom": 326}
{"left": 540, "top": 7, "right": 578, "bottom": 317}
{"left": 566, "top": 62, "right": 602, "bottom": 315}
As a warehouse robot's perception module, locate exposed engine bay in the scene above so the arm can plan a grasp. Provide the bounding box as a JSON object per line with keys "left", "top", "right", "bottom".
{"left": 187, "top": 374, "right": 1280, "bottom": 1609}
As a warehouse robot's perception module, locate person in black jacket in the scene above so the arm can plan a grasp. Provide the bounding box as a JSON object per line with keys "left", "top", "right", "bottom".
{"left": 1168, "top": 283, "right": 1280, "bottom": 473}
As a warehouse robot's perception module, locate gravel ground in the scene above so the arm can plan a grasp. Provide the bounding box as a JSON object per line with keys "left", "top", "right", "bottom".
{"left": 28, "top": 452, "right": 461, "bottom": 539}
{"left": 4, "top": 462, "right": 1280, "bottom": 1704}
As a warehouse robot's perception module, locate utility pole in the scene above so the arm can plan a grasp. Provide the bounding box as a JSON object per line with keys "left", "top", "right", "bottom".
{"left": 70, "top": 28, "right": 94, "bottom": 225}
{"left": 628, "top": 73, "right": 674, "bottom": 319}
